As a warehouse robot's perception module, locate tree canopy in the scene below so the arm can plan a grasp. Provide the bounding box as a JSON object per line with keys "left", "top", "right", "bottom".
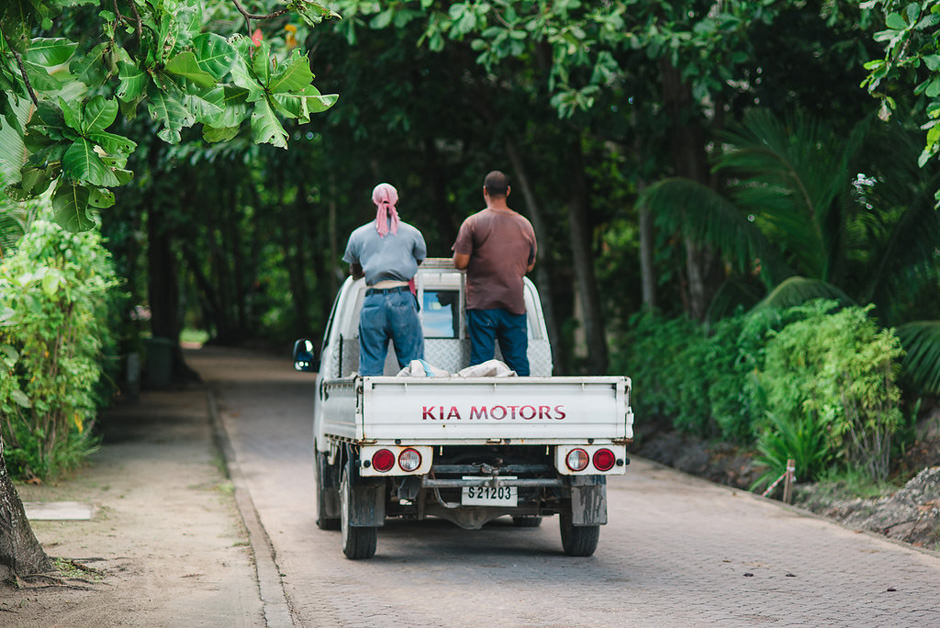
{"left": 1, "top": 0, "right": 339, "bottom": 230}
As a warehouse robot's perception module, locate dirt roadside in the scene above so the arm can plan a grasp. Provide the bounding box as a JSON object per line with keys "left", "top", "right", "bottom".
{"left": 0, "top": 386, "right": 264, "bottom": 628}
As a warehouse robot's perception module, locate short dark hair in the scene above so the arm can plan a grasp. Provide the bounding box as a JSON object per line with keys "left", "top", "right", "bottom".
{"left": 484, "top": 170, "right": 510, "bottom": 196}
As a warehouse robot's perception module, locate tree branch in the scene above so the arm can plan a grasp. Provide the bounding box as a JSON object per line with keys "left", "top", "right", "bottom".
{"left": 230, "top": 0, "right": 290, "bottom": 33}
{"left": 7, "top": 43, "right": 40, "bottom": 107}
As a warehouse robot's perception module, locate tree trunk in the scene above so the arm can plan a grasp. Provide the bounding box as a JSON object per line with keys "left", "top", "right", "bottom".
{"left": 505, "top": 138, "right": 567, "bottom": 374}
{"left": 661, "top": 60, "right": 712, "bottom": 320}
{"left": 567, "top": 134, "right": 608, "bottom": 374}
{"left": 639, "top": 199, "right": 656, "bottom": 311}
{"left": 0, "top": 436, "right": 51, "bottom": 580}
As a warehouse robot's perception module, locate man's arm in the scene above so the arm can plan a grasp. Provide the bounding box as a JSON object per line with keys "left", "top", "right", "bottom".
{"left": 453, "top": 252, "right": 470, "bottom": 269}
{"left": 351, "top": 263, "right": 364, "bottom": 279}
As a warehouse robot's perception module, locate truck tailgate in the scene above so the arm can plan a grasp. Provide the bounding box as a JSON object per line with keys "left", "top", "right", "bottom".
{"left": 323, "top": 376, "right": 633, "bottom": 443}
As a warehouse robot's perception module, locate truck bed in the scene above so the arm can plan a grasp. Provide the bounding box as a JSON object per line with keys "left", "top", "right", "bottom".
{"left": 320, "top": 375, "right": 633, "bottom": 445}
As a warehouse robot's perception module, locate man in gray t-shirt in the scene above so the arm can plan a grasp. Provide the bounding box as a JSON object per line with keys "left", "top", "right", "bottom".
{"left": 343, "top": 183, "right": 427, "bottom": 376}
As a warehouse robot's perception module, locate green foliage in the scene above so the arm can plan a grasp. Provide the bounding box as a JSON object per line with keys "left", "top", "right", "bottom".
{"left": 758, "top": 300, "right": 904, "bottom": 481}
{"left": 895, "top": 321, "right": 940, "bottom": 394}
{"left": 0, "top": 0, "right": 338, "bottom": 231}
{"left": 0, "top": 206, "right": 119, "bottom": 479}
{"left": 615, "top": 299, "right": 908, "bottom": 485}
{"left": 752, "top": 411, "right": 832, "bottom": 492}
{"left": 613, "top": 310, "right": 761, "bottom": 440}
{"left": 863, "top": 0, "right": 940, "bottom": 172}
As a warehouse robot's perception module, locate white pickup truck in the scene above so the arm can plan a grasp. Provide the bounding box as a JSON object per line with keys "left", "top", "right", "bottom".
{"left": 292, "top": 258, "right": 634, "bottom": 559}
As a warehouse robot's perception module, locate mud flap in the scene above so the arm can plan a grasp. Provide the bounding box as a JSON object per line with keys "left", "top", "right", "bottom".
{"left": 569, "top": 475, "right": 607, "bottom": 526}
{"left": 346, "top": 452, "right": 386, "bottom": 527}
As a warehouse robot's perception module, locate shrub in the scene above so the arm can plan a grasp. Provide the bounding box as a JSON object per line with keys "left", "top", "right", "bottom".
{"left": 757, "top": 300, "right": 904, "bottom": 481}
{"left": 613, "top": 310, "right": 757, "bottom": 440}
{"left": 0, "top": 218, "right": 119, "bottom": 479}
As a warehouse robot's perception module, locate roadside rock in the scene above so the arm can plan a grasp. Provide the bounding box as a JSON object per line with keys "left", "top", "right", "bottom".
{"left": 796, "top": 467, "right": 940, "bottom": 549}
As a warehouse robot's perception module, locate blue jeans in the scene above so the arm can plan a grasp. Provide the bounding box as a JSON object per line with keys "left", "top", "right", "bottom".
{"left": 358, "top": 289, "right": 424, "bottom": 376}
{"left": 467, "top": 309, "right": 529, "bottom": 376}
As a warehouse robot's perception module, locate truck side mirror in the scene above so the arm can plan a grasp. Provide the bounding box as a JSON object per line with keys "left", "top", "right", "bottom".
{"left": 292, "top": 338, "right": 317, "bottom": 372}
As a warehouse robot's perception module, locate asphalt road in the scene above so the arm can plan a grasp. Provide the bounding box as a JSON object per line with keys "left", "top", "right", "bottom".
{"left": 188, "top": 346, "right": 940, "bottom": 628}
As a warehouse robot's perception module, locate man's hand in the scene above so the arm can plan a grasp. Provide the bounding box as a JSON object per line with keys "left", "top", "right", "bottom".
{"left": 453, "top": 253, "right": 470, "bottom": 270}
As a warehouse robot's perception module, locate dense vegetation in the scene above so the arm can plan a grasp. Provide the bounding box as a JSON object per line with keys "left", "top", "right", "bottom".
{"left": 2, "top": 0, "right": 939, "bottom": 496}
{"left": 0, "top": 197, "right": 119, "bottom": 479}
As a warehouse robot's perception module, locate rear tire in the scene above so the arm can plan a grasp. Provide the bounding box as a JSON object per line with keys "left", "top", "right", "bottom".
{"left": 315, "top": 451, "right": 340, "bottom": 530}
{"left": 512, "top": 516, "right": 543, "bottom": 528}
{"left": 340, "top": 466, "right": 377, "bottom": 559}
{"left": 559, "top": 511, "right": 599, "bottom": 557}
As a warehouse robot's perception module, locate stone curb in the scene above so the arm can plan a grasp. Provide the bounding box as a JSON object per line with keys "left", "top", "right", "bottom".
{"left": 207, "top": 389, "right": 296, "bottom": 628}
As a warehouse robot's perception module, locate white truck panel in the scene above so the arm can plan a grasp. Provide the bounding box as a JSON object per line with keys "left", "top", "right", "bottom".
{"left": 320, "top": 376, "right": 632, "bottom": 444}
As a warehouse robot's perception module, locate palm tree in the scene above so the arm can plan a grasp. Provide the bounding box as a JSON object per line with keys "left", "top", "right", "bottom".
{"left": 640, "top": 109, "right": 940, "bottom": 394}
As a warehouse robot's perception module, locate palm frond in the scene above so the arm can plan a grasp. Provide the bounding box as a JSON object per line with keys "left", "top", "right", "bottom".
{"left": 717, "top": 110, "right": 868, "bottom": 281}
{"left": 895, "top": 321, "right": 940, "bottom": 395}
{"left": 639, "top": 177, "right": 791, "bottom": 286}
{"left": 751, "top": 276, "right": 855, "bottom": 312}
{"left": 855, "top": 125, "right": 940, "bottom": 315}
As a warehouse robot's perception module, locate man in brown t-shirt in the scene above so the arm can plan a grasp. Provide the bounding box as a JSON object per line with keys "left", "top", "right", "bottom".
{"left": 453, "top": 171, "right": 537, "bottom": 375}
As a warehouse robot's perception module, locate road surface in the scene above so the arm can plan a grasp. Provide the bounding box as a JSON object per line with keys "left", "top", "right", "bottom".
{"left": 188, "top": 346, "right": 940, "bottom": 628}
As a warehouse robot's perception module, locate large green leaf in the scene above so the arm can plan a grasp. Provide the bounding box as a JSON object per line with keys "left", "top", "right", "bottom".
{"left": 117, "top": 61, "right": 148, "bottom": 102}
{"left": 88, "top": 130, "right": 137, "bottom": 156}
{"left": 896, "top": 321, "right": 940, "bottom": 394}
{"left": 81, "top": 95, "right": 118, "bottom": 133}
{"left": 59, "top": 96, "right": 82, "bottom": 132}
{"left": 88, "top": 187, "right": 115, "bottom": 209}
{"left": 250, "top": 98, "right": 288, "bottom": 148}
{"left": 268, "top": 52, "right": 314, "bottom": 93}
{"left": 211, "top": 86, "right": 251, "bottom": 127}
{"left": 62, "top": 138, "right": 120, "bottom": 186}
{"left": 69, "top": 42, "right": 107, "bottom": 86}
{"left": 229, "top": 38, "right": 266, "bottom": 102}
{"left": 24, "top": 38, "right": 77, "bottom": 67}
{"left": 52, "top": 180, "right": 94, "bottom": 231}
{"left": 183, "top": 86, "right": 225, "bottom": 125}
{"left": 302, "top": 86, "right": 337, "bottom": 114}
{"left": 192, "top": 33, "right": 236, "bottom": 79}
{"left": 202, "top": 125, "right": 240, "bottom": 143}
{"left": 165, "top": 51, "right": 217, "bottom": 88}
{"left": 251, "top": 42, "right": 274, "bottom": 89}
{"left": 147, "top": 88, "right": 195, "bottom": 143}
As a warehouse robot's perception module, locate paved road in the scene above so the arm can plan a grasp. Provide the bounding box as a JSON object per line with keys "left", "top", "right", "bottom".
{"left": 188, "top": 347, "right": 940, "bottom": 628}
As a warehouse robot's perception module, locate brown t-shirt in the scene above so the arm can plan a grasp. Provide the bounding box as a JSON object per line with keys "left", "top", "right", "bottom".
{"left": 453, "top": 208, "right": 537, "bottom": 315}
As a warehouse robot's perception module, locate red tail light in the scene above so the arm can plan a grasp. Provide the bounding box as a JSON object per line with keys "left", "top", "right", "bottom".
{"left": 372, "top": 449, "right": 395, "bottom": 472}
{"left": 566, "top": 448, "right": 589, "bottom": 472}
{"left": 593, "top": 448, "right": 615, "bottom": 472}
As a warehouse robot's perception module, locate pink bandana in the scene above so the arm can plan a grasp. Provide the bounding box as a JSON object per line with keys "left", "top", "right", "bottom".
{"left": 372, "top": 183, "right": 400, "bottom": 238}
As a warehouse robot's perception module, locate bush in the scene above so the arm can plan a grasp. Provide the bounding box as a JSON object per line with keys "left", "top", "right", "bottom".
{"left": 613, "top": 309, "right": 766, "bottom": 441}
{"left": 614, "top": 299, "right": 906, "bottom": 486}
{"left": 0, "top": 218, "right": 119, "bottom": 479}
{"left": 757, "top": 300, "right": 904, "bottom": 481}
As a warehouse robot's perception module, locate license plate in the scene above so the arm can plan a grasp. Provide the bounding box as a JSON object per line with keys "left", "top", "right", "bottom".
{"left": 461, "top": 477, "right": 517, "bottom": 506}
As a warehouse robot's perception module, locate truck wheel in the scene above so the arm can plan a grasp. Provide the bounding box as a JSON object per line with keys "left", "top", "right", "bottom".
{"left": 315, "top": 451, "right": 340, "bottom": 531}
{"left": 512, "top": 516, "right": 543, "bottom": 527}
{"left": 559, "top": 511, "right": 599, "bottom": 557}
{"left": 340, "top": 467, "right": 377, "bottom": 559}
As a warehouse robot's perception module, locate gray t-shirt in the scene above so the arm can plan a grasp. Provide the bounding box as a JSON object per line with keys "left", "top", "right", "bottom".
{"left": 343, "top": 220, "right": 427, "bottom": 286}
